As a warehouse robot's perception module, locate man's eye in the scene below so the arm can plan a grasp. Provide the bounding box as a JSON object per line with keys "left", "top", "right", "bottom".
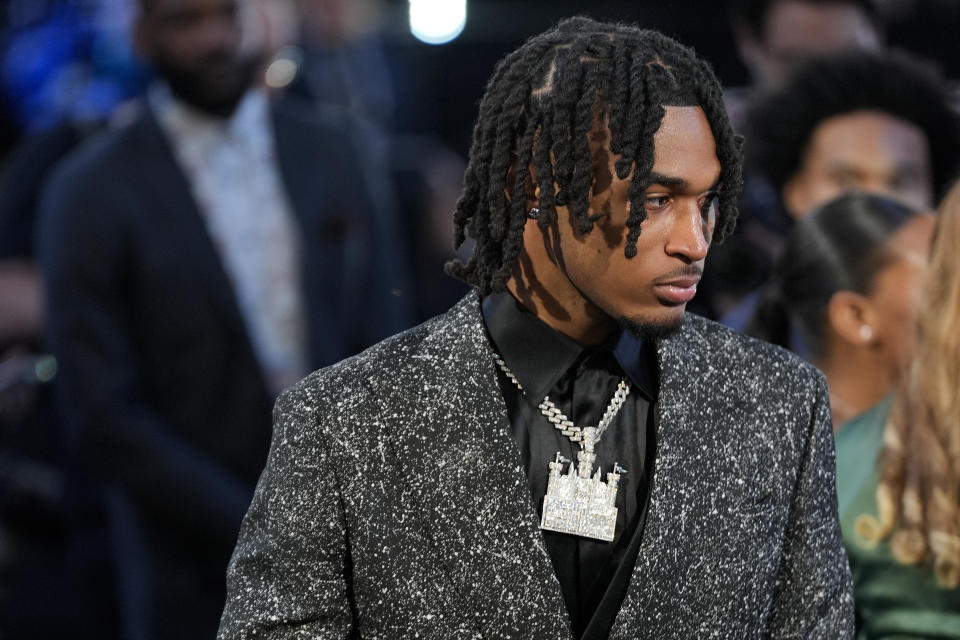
{"left": 830, "top": 171, "right": 861, "bottom": 189}
{"left": 701, "top": 194, "right": 719, "bottom": 217}
{"left": 645, "top": 196, "right": 670, "bottom": 209}
{"left": 890, "top": 170, "right": 922, "bottom": 190}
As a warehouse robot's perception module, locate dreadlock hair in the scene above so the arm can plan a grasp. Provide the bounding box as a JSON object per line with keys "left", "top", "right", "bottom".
{"left": 746, "top": 49, "right": 960, "bottom": 203}
{"left": 445, "top": 17, "right": 744, "bottom": 296}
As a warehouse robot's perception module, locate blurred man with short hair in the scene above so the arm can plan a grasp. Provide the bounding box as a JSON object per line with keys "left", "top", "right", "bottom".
{"left": 37, "top": 0, "right": 411, "bottom": 637}
{"left": 730, "top": 0, "right": 882, "bottom": 87}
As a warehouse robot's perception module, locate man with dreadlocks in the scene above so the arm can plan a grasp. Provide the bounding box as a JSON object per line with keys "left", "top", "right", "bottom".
{"left": 219, "top": 17, "right": 853, "bottom": 639}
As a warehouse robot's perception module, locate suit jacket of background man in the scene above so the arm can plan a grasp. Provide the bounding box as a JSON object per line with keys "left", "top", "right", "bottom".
{"left": 36, "top": 97, "right": 414, "bottom": 640}
{"left": 219, "top": 294, "right": 855, "bottom": 639}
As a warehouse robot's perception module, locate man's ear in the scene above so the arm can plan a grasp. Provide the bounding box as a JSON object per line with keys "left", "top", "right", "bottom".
{"left": 525, "top": 162, "right": 539, "bottom": 210}
{"left": 503, "top": 160, "right": 541, "bottom": 210}
{"left": 827, "top": 290, "right": 879, "bottom": 348}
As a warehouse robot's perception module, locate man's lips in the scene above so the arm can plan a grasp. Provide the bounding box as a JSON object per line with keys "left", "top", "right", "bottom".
{"left": 652, "top": 274, "right": 701, "bottom": 305}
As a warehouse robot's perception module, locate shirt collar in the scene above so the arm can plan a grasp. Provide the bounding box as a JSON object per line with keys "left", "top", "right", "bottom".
{"left": 481, "top": 291, "right": 657, "bottom": 401}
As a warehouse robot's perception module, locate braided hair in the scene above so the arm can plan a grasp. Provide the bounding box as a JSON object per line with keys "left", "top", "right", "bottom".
{"left": 446, "top": 17, "right": 743, "bottom": 295}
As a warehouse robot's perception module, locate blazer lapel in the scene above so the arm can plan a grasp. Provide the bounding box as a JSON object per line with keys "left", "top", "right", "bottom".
{"left": 606, "top": 315, "right": 782, "bottom": 637}
{"left": 606, "top": 316, "right": 715, "bottom": 637}
{"left": 128, "top": 109, "right": 251, "bottom": 346}
{"left": 388, "top": 295, "right": 573, "bottom": 640}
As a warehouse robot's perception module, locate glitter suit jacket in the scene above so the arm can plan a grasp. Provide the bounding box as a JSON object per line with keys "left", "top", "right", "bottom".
{"left": 219, "top": 294, "right": 854, "bottom": 639}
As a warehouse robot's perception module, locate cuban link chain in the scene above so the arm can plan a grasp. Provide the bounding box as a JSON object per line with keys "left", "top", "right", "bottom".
{"left": 493, "top": 354, "right": 630, "bottom": 444}
{"left": 493, "top": 353, "right": 631, "bottom": 542}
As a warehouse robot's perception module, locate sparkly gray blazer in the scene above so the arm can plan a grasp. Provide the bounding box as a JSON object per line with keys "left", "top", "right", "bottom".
{"left": 219, "top": 294, "right": 854, "bottom": 639}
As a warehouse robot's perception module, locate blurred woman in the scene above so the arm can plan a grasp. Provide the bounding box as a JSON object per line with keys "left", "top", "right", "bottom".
{"left": 835, "top": 182, "right": 960, "bottom": 636}
{"left": 747, "top": 192, "right": 934, "bottom": 427}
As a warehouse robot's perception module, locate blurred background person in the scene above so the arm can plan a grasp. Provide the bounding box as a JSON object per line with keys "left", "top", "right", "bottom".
{"left": 836, "top": 179, "right": 960, "bottom": 638}
{"left": 748, "top": 50, "right": 958, "bottom": 221}
{"left": 725, "top": 0, "right": 884, "bottom": 125}
{"left": 705, "top": 0, "right": 888, "bottom": 319}
{"left": 0, "top": 0, "right": 145, "bottom": 355}
{"left": 34, "top": 0, "right": 412, "bottom": 638}
{"left": 0, "top": 1, "right": 147, "bottom": 636}
{"left": 746, "top": 193, "right": 934, "bottom": 428}
{"left": 709, "top": 49, "right": 960, "bottom": 320}
{"left": 729, "top": 0, "right": 883, "bottom": 85}
{"left": 270, "top": 0, "right": 470, "bottom": 320}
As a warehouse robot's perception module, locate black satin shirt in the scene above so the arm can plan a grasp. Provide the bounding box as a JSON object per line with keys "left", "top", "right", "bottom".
{"left": 482, "top": 292, "right": 658, "bottom": 639}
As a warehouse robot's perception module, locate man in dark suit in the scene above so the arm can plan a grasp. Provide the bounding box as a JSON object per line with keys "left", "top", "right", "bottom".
{"left": 220, "top": 18, "right": 853, "bottom": 639}
{"left": 36, "top": 0, "right": 411, "bottom": 638}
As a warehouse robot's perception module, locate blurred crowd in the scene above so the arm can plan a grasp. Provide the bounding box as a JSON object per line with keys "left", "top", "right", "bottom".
{"left": 0, "top": 0, "right": 959, "bottom": 637}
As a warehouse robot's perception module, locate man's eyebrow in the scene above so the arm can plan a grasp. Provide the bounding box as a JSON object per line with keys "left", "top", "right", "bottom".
{"left": 648, "top": 172, "right": 687, "bottom": 188}
{"left": 648, "top": 173, "right": 724, "bottom": 192}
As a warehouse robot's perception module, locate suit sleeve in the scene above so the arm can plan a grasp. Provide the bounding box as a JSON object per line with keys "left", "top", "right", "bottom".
{"left": 37, "top": 161, "right": 254, "bottom": 544}
{"left": 218, "top": 383, "right": 354, "bottom": 638}
{"left": 765, "top": 372, "right": 855, "bottom": 637}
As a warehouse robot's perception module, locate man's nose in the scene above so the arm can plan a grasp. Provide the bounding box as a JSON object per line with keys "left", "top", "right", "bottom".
{"left": 664, "top": 201, "right": 709, "bottom": 262}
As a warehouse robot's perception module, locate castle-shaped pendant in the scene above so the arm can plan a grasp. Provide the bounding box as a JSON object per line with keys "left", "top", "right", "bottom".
{"left": 539, "top": 427, "right": 625, "bottom": 543}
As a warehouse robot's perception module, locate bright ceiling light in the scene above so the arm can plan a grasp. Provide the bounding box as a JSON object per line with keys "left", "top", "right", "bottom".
{"left": 409, "top": 0, "right": 467, "bottom": 45}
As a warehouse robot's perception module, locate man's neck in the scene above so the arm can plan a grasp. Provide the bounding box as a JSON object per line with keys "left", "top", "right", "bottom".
{"left": 505, "top": 277, "right": 616, "bottom": 346}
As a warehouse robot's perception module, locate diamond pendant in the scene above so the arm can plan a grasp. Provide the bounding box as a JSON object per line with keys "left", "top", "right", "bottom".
{"left": 539, "top": 428, "right": 625, "bottom": 543}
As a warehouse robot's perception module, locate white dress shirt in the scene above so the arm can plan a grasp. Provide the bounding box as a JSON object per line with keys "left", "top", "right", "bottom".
{"left": 151, "top": 85, "right": 309, "bottom": 395}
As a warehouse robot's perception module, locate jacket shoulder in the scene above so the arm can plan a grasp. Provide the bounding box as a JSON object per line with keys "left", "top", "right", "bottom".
{"left": 37, "top": 116, "right": 158, "bottom": 257}
{"left": 277, "top": 313, "right": 445, "bottom": 418}
{"left": 682, "top": 313, "right": 825, "bottom": 389}
{"left": 42, "top": 111, "right": 152, "bottom": 201}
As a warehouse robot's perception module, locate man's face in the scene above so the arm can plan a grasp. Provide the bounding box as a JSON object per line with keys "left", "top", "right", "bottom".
{"left": 783, "top": 110, "right": 933, "bottom": 218}
{"left": 137, "top": 0, "right": 256, "bottom": 116}
{"left": 516, "top": 106, "right": 722, "bottom": 339}
{"left": 738, "top": 0, "right": 880, "bottom": 86}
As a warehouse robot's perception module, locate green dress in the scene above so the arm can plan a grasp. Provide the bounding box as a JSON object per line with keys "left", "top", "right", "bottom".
{"left": 835, "top": 398, "right": 960, "bottom": 639}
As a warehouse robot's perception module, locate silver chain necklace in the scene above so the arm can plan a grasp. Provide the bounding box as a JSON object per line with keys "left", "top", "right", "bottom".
{"left": 493, "top": 355, "right": 630, "bottom": 443}
{"left": 493, "top": 353, "right": 630, "bottom": 542}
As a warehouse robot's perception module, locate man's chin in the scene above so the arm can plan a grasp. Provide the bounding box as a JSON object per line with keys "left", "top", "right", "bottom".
{"left": 618, "top": 312, "right": 684, "bottom": 341}
{"left": 170, "top": 83, "right": 247, "bottom": 118}
{"left": 157, "top": 57, "right": 258, "bottom": 118}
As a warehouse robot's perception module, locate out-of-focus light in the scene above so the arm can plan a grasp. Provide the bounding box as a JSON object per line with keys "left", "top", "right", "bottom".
{"left": 265, "top": 57, "right": 298, "bottom": 89}
{"left": 34, "top": 355, "right": 57, "bottom": 383}
{"left": 409, "top": 0, "right": 466, "bottom": 45}
{"left": 264, "top": 47, "right": 301, "bottom": 89}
